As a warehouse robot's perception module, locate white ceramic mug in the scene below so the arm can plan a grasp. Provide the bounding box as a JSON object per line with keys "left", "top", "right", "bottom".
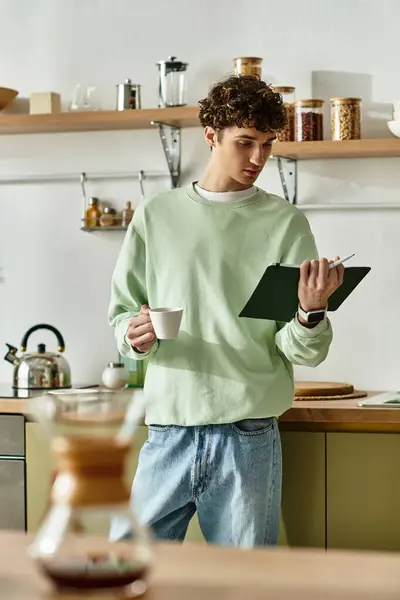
{"left": 149, "top": 307, "right": 183, "bottom": 340}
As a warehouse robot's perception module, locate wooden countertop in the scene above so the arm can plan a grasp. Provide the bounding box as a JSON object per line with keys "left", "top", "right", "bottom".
{"left": 0, "top": 398, "right": 29, "bottom": 415}
{"left": 1, "top": 391, "right": 400, "bottom": 432}
{"left": 2, "top": 532, "right": 400, "bottom": 599}
{"left": 280, "top": 392, "right": 400, "bottom": 432}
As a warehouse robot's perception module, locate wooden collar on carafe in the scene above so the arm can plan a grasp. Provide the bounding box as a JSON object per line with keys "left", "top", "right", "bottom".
{"left": 50, "top": 436, "right": 131, "bottom": 507}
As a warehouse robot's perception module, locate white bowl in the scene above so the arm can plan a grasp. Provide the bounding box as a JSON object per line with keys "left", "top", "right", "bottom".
{"left": 387, "top": 120, "right": 400, "bottom": 138}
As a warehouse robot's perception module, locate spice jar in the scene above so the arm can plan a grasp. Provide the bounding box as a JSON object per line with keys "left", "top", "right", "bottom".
{"left": 330, "top": 97, "right": 361, "bottom": 141}
{"left": 233, "top": 57, "right": 263, "bottom": 78}
{"left": 122, "top": 201, "right": 134, "bottom": 227}
{"left": 84, "top": 197, "right": 101, "bottom": 228}
{"left": 295, "top": 99, "right": 324, "bottom": 141}
{"left": 274, "top": 86, "right": 295, "bottom": 142}
{"left": 100, "top": 206, "right": 118, "bottom": 227}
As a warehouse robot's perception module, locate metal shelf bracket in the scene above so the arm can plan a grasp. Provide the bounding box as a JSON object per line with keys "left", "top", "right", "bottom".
{"left": 151, "top": 121, "right": 181, "bottom": 188}
{"left": 277, "top": 157, "right": 297, "bottom": 205}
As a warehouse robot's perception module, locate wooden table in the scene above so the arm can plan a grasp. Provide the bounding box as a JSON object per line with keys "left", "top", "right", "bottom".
{"left": 2, "top": 532, "right": 400, "bottom": 599}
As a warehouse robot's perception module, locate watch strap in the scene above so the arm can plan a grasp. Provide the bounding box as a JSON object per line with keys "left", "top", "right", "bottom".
{"left": 298, "top": 305, "right": 327, "bottom": 323}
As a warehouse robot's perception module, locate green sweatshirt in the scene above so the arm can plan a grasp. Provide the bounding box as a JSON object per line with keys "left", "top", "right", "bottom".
{"left": 108, "top": 184, "right": 332, "bottom": 426}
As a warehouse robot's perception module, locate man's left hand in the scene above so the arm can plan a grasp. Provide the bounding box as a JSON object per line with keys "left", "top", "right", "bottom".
{"left": 297, "top": 256, "right": 344, "bottom": 325}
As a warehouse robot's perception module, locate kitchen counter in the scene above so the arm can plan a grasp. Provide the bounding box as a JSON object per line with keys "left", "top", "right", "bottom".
{"left": 280, "top": 392, "right": 400, "bottom": 432}
{"left": 2, "top": 389, "right": 400, "bottom": 553}
{"left": 2, "top": 532, "right": 400, "bottom": 599}
{"left": 0, "top": 397, "right": 30, "bottom": 415}
{"left": 1, "top": 391, "right": 399, "bottom": 433}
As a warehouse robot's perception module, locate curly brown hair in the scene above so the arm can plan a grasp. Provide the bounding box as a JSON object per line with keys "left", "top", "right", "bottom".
{"left": 198, "top": 75, "right": 287, "bottom": 135}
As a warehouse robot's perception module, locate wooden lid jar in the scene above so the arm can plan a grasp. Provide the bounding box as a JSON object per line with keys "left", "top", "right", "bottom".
{"left": 330, "top": 97, "right": 361, "bottom": 141}
{"left": 273, "top": 86, "right": 296, "bottom": 141}
{"left": 295, "top": 99, "right": 325, "bottom": 142}
{"left": 233, "top": 57, "right": 263, "bottom": 78}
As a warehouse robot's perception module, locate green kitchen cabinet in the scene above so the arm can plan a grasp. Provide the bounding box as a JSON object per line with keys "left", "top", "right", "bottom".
{"left": 280, "top": 431, "right": 326, "bottom": 548}
{"left": 26, "top": 423, "right": 53, "bottom": 532}
{"left": 327, "top": 432, "right": 400, "bottom": 551}
{"left": 126, "top": 429, "right": 326, "bottom": 547}
{"left": 26, "top": 423, "right": 325, "bottom": 547}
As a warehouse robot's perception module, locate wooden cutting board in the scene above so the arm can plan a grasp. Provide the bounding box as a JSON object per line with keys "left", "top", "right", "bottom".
{"left": 294, "top": 381, "right": 368, "bottom": 401}
{"left": 295, "top": 381, "right": 354, "bottom": 397}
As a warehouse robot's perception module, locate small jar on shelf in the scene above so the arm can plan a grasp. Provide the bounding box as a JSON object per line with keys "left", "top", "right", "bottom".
{"left": 233, "top": 57, "right": 263, "bottom": 78}
{"left": 274, "top": 86, "right": 295, "bottom": 142}
{"left": 100, "top": 206, "right": 118, "bottom": 227}
{"left": 84, "top": 197, "right": 101, "bottom": 228}
{"left": 122, "top": 201, "right": 134, "bottom": 227}
{"left": 330, "top": 97, "right": 361, "bottom": 141}
{"left": 295, "top": 99, "right": 324, "bottom": 141}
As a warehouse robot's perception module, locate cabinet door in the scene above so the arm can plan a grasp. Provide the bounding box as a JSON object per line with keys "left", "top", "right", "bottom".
{"left": 327, "top": 433, "right": 400, "bottom": 551}
{"left": 25, "top": 423, "right": 53, "bottom": 532}
{"left": 0, "top": 459, "right": 25, "bottom": 530}
{"left": 0, "top": 415, "right": 25, "bottom": 456}
{"left": 280, "top": 432, "right": 326, "bottom": 548}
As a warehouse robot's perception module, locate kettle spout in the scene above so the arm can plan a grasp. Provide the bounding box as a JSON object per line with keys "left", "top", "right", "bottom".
{"left": 4, "top": 344, "right": 20, "bottom": 366}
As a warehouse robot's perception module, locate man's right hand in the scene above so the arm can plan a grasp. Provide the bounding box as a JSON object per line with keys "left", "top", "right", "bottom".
{"left": 126, "top": 305, "right": 157, "bottom": 353}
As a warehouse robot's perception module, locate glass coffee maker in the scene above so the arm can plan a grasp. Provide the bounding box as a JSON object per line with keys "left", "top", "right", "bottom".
{"left": 28, "top": 388, "right": 151, "bottom": 595}
{"left": 156, "top": 55, "right": 188, "bottom": 107}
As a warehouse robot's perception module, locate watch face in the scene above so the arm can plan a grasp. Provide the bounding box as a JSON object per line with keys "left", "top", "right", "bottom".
{"left": 308, "top": 311, "right": 326, "bottom": 323}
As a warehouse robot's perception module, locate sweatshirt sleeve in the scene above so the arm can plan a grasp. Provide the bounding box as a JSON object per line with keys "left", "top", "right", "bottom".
{"left": 108, "top": 222, "right": 159, "bottom": 361}
{"left": 275, "top": 232, "right": 333, "bottom": 367}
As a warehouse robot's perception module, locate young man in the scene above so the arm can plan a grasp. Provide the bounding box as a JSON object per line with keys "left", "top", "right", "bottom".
{"left": 108, "top": 75, "right": 344, "bottom": 548}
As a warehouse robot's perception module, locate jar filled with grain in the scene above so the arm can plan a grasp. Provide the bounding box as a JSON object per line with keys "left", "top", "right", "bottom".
{"left": 273, "top": 86, "right": 295, "bottom": 141}
{"left": 233, "top": 57, "right": 263, "bottom": 78}
{"left": 295, "top": 99, "right": 324, "bottom": 141}
{"left": 330, "top": 97, "right": 361, "bottom": 141}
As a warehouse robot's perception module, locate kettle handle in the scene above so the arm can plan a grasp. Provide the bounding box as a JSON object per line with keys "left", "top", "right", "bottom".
{"left": 20, "top": 324, "right": 66, "bottom": 353}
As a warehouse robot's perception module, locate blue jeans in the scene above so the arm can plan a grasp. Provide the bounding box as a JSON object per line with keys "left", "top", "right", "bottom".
{"left": 111, "top": 417, "right": 282, "bottom": 548}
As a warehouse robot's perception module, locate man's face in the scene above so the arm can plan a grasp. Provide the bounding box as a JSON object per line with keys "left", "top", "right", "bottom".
{"left": 207, "top": 125, "right": 277, "bottom": 187}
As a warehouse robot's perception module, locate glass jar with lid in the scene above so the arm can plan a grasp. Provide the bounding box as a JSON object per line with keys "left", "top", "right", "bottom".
{"left": 84, "top": 197, "right": 101, "bottom": 228}
{"left": 100, "top": 207, "right": 118, "bottom": 227}
{"left": 295, "top": 99, "right": 325, "bottom": 141}
{"left": 273, "top": 86, "right": 295, "bottom": 141}
{"left": 330, "top": 97, "right": 361, "bottom": 140}
{"left": 233, "top": 57, "right": 263, "bottom": 78}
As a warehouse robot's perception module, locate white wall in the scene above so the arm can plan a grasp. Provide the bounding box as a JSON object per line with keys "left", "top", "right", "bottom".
{"left": 0, "top": 0, "right": 399, "bottom": 390}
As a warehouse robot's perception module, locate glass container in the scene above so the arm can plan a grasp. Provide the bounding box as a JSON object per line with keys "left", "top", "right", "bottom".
{"left": 84, "top": 197, "right": 101, "bottom": 228}
{"left": 122, "top": 201, "right": 134, "bottom": 227}
{"left": 233, "top": 57, "right": 263, "bottom": 78}
{"left": 295, "top": 99, "right": 325, "bottom": 141}
{"left": 120, "top": 355, "right": 148, "bottom": 388}
{"left": 28, "top": 388, "right": 151, "bottom": 596}
{"left": 100, "top": 207, "right": 119, "bottom": 227}
{"left": 274, "top": 86, "right": 295, "bottom": 141}
{"left": 330, "top": 97, "right": 361, "bottom": 141}
{"left": 156, "top": 56, "right": 188, "bottom": 108}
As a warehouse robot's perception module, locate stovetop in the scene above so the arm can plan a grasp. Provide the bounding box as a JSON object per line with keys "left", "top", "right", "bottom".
{"left": 0, "top": 384, "right": 98, "bottom": 399}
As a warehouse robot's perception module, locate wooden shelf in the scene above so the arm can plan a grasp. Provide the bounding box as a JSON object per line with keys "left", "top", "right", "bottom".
{"left": 1, "top": 106, "right": 398, "bottom": 162}
{"left": 81, "top": 225, "right": 128, "bottom": 232}
{"left": 273, "top": 138, "right": 400, "bottom": 160}
{"left": 0, "top": 106, "right": 200, "bottom": 135}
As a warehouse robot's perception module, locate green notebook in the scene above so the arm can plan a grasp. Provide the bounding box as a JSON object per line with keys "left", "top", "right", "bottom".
{"left": 240, "top": 264, "right": 371, "bottom": 323}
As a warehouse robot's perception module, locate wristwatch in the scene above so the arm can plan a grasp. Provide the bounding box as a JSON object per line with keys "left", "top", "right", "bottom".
{"left": 297, "top": 305, "right": 327, "bottom": 324}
